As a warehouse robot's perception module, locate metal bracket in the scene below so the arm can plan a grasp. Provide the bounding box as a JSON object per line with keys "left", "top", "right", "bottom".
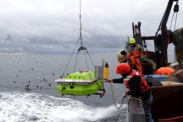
{"left": 92, "top": 89, "right": 105, "bottom": 98}
{"left": 78, "top": 46, "right": 87, "bottom": 51}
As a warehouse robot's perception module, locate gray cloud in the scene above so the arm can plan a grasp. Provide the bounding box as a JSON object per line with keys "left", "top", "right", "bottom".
{"left": 0, "top": 0, "right": 182, "bottom": 54}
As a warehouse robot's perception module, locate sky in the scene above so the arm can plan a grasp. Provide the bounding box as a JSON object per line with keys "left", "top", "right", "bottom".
{"left": 0, "top": 0, "right": 182, "bottom": 54}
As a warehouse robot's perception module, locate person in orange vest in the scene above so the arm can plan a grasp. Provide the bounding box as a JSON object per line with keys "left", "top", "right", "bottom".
{"left": 107, "top": 63, "right": 154, "bottom": 122}
{"left": 126, "top": 38, "right": 143, "bottom": 74}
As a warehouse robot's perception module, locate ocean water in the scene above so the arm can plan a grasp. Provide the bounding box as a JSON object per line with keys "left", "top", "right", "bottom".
{"left": 0, "top": 53, "right": 175, "bottom": 122}
{"left": 0, "top": 54, "right": 129, "bottom": 122}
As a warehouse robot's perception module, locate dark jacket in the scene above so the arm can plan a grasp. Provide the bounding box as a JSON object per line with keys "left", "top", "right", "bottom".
{"left": 113, "top": 69, "right": 151, "bottom": 102}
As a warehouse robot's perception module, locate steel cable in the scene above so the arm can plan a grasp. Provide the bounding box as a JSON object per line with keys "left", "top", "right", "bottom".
{"left": 62, "top": 38, "right": 80, "bottom": 76}
{"left": 74, "top": 51, "right": 79, "bottom": 72}
{"left": 174, "top": 12, "right": 178, "bottom": 31}
{"left": 84, "top": 51, "right": 89, "bottom": 71}
{"left": 169, "top": 12, "right": 175, "bottom": 30}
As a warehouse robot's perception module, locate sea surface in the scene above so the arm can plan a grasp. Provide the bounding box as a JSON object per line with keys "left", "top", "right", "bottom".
{"left": 0, "top": 53, "right": 174, "bottom": 122}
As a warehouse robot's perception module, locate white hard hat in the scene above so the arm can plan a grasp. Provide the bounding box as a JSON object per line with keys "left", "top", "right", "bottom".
{"left": 117, "top": 49, "right": 127, "bottom": 63}
{"left": 170, "top": 61, "right": 179, "bottom": 68}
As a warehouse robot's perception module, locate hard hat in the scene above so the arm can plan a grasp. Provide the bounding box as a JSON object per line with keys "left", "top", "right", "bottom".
{"left": 174, "top": 61, "right": 179, "bottom": 66}
{"left": 117, "top": 49, "right": 127, "bottom": 63}
{"left": 170, "top": 61, "right": 179, "bottom": 68}
{"left": 116, "top": 63, "right": 131, "bottom": 74}
{"left": 130, "top": 38, "right": 136, "bottom": 43}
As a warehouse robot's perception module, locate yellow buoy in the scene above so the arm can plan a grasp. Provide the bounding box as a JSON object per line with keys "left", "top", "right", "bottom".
{"left": 104, "top": 62, "right": 109, "bottom": 80}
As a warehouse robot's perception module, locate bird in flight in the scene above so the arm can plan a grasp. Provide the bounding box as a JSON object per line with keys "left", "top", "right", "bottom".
{"left": 2, "top": 35, "right": 10, "bottom": 43}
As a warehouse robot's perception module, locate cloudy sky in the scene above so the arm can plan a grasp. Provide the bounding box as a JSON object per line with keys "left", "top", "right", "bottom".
{"left": 0, "top": 0, "right": 182, "bottom": 54}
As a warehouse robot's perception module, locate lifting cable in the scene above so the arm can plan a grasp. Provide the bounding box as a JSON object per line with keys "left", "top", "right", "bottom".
{"left": 169, "top": 10, "right": 178, "bottom": 31}
{"left": 79, "top": 0, "right": 95, "bottom": 67}
{"left": 84, "top": 51, "right": 89, "bottom": 71}
{"left": 73, "top": 51, "right": 79, "bottom": 72}
{"left": 174, "top": 1, "right": 179, "bottom": 31}
{"left": 169, "top": 1, "right": 179, "bottom": 31}
{"left": 62, "top": 0, "right": 95, "bottom": 76}
{"left": 79, "top": 0, "right": 83, "bottom": 47}
{"left": 169, "top": 12, "right": 175, "bottom": 30}
{"left": 174, "top": 11, "right": 178, "bottom": 31}
{"left": 62, "top": 38, "right": 80, "bottom": 77}
{"left": 73, "top": 0, "right": 95, "bottom": 71}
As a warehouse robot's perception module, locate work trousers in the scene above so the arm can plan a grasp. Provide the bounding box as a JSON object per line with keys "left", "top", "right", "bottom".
{"left": 143, "top": 95, "right": 154, "bottom": 122}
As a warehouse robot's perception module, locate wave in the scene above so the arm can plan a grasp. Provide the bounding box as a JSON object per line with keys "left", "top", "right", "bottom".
{"left": 0, "top": 92, "right": 128, "bottom": 122}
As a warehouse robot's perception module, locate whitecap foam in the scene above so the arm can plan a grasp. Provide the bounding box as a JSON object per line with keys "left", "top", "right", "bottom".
{"left": 0, "top": 92, "right": 127, "bottom": 122}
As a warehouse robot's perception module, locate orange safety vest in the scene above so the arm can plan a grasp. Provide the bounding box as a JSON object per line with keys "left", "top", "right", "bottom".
{"left": 123, "top": 70, "right": 148, "bottom": 93}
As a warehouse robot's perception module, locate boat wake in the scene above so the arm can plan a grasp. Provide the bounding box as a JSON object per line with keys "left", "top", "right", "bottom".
{"left": 0, "top": 92, "right": 128, "bottom": 122}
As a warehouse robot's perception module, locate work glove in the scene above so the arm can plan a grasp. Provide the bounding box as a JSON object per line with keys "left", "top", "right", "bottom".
{"left": 123, "top": 91, "right": 128, "bottom": 97}
{"left": 106, "top": 79, "right": 113, "bottom": 83}
{"left": 126, "top": 55, "right": 130, "bottom": 59}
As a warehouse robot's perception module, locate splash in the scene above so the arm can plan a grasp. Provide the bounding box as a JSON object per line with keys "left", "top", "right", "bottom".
{"left": 0, "top": 92, "right": 127, "bottom": 122}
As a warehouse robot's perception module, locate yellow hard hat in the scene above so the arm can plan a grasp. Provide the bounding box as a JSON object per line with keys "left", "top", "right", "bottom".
{"left": 130, "top": 38, "right": 136, "bottom": 43}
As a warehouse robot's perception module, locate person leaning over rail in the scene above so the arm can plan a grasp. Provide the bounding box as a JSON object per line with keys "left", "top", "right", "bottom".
{"left": 106, "top": 63, "right": 154, "bottom": 122}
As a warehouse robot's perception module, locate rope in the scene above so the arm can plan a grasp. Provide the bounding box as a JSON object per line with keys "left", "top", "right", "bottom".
{"left": 109, "top": 58, "right": 126, "bottom": 69}
{"left": 78, "top": 0, "right": 95, "bottom": 69}
{"left": 109, "top": 55, "right": 141, "bottom": 69}
{"left": 126, "top": 97, "right": 143, "bottom": 105}
{"left": 110, "top": 82, "right": 143, "bottom": 109}
{"left": 110, "top": 82, "right": 125, "bottom": 109}
{"left": 169, "top": 71, "right": 175, "bottom": 78}
{"left": 79, "top": 0, "right": 83, "bottom": 47}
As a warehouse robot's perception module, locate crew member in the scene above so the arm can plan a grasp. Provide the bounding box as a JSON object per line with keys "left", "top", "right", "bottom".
{"left": 126, "top": 38, "right": 143, "bottom": 74}
{"left": 169, "top": 61, "right": 180, "bottom": 71}
{"left": 107, "top": 63, "right": 154, "bottom": 122}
